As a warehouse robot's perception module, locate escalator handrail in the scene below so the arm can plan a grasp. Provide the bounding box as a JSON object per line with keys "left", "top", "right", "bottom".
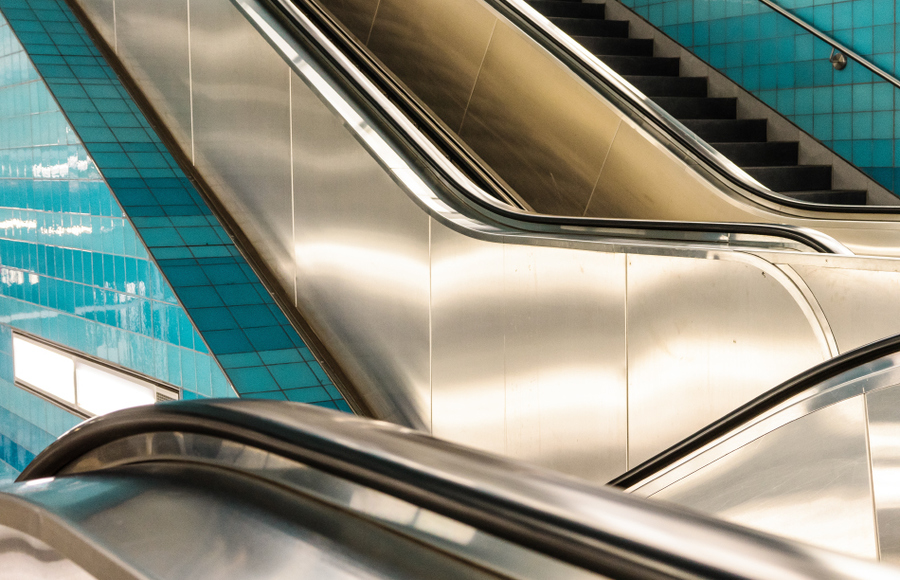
{"left": 609, "top": 332, "right": 900, "bottom": 490}
{"left": 16, "top": 399, "right": 897, "bottom": 580}
{"left": 488, "top": 0, "right": 900, "bottom": 214}
{"left": 246, "top": 0, "right": 852, "bottom": 254}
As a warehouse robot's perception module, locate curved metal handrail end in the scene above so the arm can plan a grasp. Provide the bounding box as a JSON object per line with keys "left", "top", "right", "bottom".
{"left": 17, "top": 400, "right": 900, "bottom": 580}
{"left": 610, "top": 332, "right": 900, "bottom": 490}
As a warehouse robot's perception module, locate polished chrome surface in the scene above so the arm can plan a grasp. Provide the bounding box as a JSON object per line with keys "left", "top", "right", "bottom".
{"left": 625, "top": 252, "right": 829, "bottom": 467}
{"left": 62, "top": 431, "right": 608, "bottom": 580}
{"left": 622, "top": 341, "right": 900, "bottom": 560}
{"left": 651, "top": 395, "right": 878, "bottom": 559}
{"left": 867, "top": 384, "right": 900, "bottom": 564}
{"left": 72, "top": 0, "right": 900, "bottom": 483}
{"left": 0, "top": 523, "right": 98, "bottom": 580}
{"left": 291, "top": 67, "right": 432, "bottom": 430}
{"left": 19, "top": 400, "right": 900, "bottom": 580}
{"left": 3, "top": 464, "right": 511, "bottom": 580}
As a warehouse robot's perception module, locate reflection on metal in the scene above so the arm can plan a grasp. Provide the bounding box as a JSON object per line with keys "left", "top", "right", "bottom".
{"left": 830, "top": 48, "right": 848, "bottom": 71}
{"left": 14, "top": 400, "right": 900, "bottom": 580}
{"left": 652, "top": 396, "right": 878, "bottom": 559}
{"left": 71, "top": 0, "right": 900, "bottom": 484}
{"left": 624, "top": 341, "right": 900, "bottom": 561}
{"left": 0, "top": 523, "right": 98, "bottom": 580}
{"left": 310, "top": 0, "right": 900, "bottom": 253}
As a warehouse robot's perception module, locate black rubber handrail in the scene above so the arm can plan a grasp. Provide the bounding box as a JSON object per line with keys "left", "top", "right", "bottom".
{"left": 248, "top": 0, "right": 851, "bottom": 254}
{"left": 17, "top": 400, "right": 895, "bottom": 579}
{"left": 610, "top": 332, "right": 900, "bottom": 489}
{"left": 489, "top": 0, "right": 900, "bottom": 214}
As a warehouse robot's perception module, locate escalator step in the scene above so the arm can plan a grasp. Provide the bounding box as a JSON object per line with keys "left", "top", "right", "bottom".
{"left": 681, "top": 118, "right": 767, "bottom": 142}
{"left": 576, "top": 36, "right": 654, "bottom": 56}
{"left": 710, "top": 142, "right": 799, "bottom": 166}
{"left": 599, "top": 55, "right": 679, "bottom": 76}
{"left": 653, "top": 96, "right": 736, "bottom": 119}
{"left": 743, "top": 165, "right": 831, "bottom": 191}
{"left": 624, "top": 75, "right": 707, "bottom": 97}
{"left": 782, "top": 190, "right": 867, "bottom": 204}
{"left": 526, "top": 1, "right": 606, "bottom": 18}
{"left": 549, "top": 17, "right": 629, "bottom": 37}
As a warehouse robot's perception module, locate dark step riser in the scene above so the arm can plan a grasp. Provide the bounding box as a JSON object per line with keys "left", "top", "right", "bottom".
{"left": 654, "top": 98, "right": 736, "bottom": 120}
{"left": 744, "top": 167, "right": 832, "bottom": 191}
{"left": 682, "top": 120, "right": 767, "bottom": 142}
{"left": 527, "top": 1, "right": 606, "bottom": 18}
{"left": 710, "top": 142, "right": 799, "bottom": 166}
{"left": 625, "top": 76, "right": 707, "bottom": 97}
{"left": 550, "top": 17, "right": 629, "bottom": 37}
{"left": 576, "top": 36, "right": 654, "bottom": 56}
{"left": 788, "top": 191, "right": 867, "bottom": 204}
{"left": 601, "top": 56, "right": 679, "bottom": 76}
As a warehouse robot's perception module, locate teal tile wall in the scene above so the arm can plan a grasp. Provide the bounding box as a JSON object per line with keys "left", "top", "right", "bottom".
{"left": 621, "top": 0, "right": 900, "bottom": 195}
{"left": 0, "top": 1, "right": 350, "bottom": 412}
{"left": 0, "top": 6, "right": 237, "bottom": 479}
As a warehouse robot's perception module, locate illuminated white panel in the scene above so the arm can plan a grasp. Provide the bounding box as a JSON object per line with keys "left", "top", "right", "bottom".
{"left": 13, "top": 337, "right": 75, "bottom": 403}
{"left": 75, "top": 363, "right": 155, "bottom": 416}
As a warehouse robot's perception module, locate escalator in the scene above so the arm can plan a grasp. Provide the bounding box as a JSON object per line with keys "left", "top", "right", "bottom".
{"left": 525, "top": 0, "right": 864, "bottom": 205}
{"left": 1, "top": 398, "right": 897, "bottom": 579}
{"left": 307, "top": 0, "right": 900, "bottom": 255}
{"left": 610, "top": 333, "right": 900, "bottom": 564}
{"left": 48, "top": 0, "right": 900, "bottom": 486}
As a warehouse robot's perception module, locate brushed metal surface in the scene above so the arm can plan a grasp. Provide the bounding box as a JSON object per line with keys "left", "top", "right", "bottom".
{"left": 366, "top": 0, "right": 497, "bottom": 132}
{"left": 790, "top": 263, "right": 900, "bottom": 353}
{"left": 0, "top": 524, "right": 98, "bottom": 580}
{"left": 72, "top": 0, "right": 900, "bottom": 490}
{"left": 867, "top": 383, "right": 900, "bottom": 563}
{"left": 502, "top": 243, "right": 626, "bottom": 481}
{"left": 74, "top": 0, "right": 115, "bottom": 49}
{"left": 626, "top": 252, "right": 829, "bottom": 467}
{"left": 315, "top": 0, "right": 380, "bottom": 42}
{"left": 652, "top": 395, "right": 878, "bottom": 560}
{"left": 460, "top": 20, "right": 621, "bottom": 215}
{"left": 190, "top": 0, "right": 295, "bottom": 291}
{"left": 291, "top": 71, "right": 432, "bottom": 430}
{"left": 114, "top": 0, "right": 193, "bottom": 153}
{"left": 430, "top": 223, "right": 506, "bottom": 452}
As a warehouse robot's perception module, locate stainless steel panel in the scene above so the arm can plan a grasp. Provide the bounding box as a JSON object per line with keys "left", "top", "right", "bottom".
{"left": 652, "top": 395, "right": 878, "bottom": 560}
{"left": 0, "top": 524, "right": 98, "bottom": 580}
{"left": 460, "top": 20, "right": 622, "bottom": 215}
{"left": 502, "top": 243, "right": 626, "bottom": 482}
{"left": 430, "top": 223, "right": 506, "bottom": 452}
{"left": 366, "top": 0, "right": 497, "bottom": 131}
{"left": 315, "top": 0, "right": 380, "bottom": 43}
{"left": 114, "top": 0, "right": 193, "bottom": 154}
{"left": 791, "top": 264, "right": 900, "bottom": 353}
{"left": 74, "top": 0, "right": 116, "bottom": 50}
{"left": 291, "top": 71, "right": 431, "bottom": 430}
{"left": 626, "top": 252, "right": 828, "bottom": 467}
{"left": 190, "top": 0, "right": 295, "bottom": 291}
{"left": 588, "top": 120, "right": 753, "bottom": 222}
{"left": 867, "top": 383, "right": 900, "bottom": 563}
